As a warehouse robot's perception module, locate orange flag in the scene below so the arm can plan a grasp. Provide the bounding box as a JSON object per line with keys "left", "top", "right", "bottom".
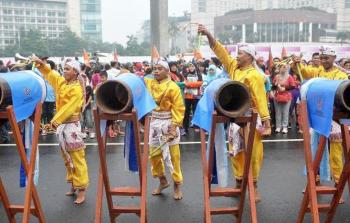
{"left": 281, "top": 46, "right": 288, "bottom": 59}
{"left": 151, "top": 46, "right": 160, "bottom": 63}
{"left": 113, "top": 48, "right": 118, "bottom": 62}
{"left": 83, "top": 49, "right": 90, "bottom": 67}
{"left": 268, "top": 46, "right": 274, "bottom": 72}
{"left": 193, "top": 49, "right": 203, "bottom": 60}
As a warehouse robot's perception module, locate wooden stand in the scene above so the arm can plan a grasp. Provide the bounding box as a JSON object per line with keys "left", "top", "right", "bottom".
{"left": 93, "top": 108, "right": 149, "bottom": 223}
{"left": 297, "top": 100, "right": 350, "bottom": 223}
{"left": 0, "top": 104, "right": 45, "bottom": 223}
{"left": 200, "top": 111, "right": 258, "bottom": 223}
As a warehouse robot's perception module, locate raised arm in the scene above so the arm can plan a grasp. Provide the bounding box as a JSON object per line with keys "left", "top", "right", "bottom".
{"left": 31, "top": 56, "right": 65, "bottom": 93}
{"left": 198, "top": 24, "right": 238, "bottom": 75}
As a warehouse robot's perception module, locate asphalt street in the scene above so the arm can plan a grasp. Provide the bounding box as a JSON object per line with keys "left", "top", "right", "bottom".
{"left": 1, "top": 129, "right": 350, "bottom": 223}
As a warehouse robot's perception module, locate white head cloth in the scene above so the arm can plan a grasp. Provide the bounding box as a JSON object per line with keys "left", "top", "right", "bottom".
{"left": 237, "top": 43, "right": 257, "bottom": 60}
{"left": 320, "top": 46, "right": 336, "bottom": 56}
{"left": 154, "top": 59, "right": 169, "bottom": 70}
{"left": 66, "top": 60, "right": 81, "bottom": 73}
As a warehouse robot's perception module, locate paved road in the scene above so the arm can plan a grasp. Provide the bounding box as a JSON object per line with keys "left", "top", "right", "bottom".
{"left": 1, "top": 130, "right": 350, "bottom": 222}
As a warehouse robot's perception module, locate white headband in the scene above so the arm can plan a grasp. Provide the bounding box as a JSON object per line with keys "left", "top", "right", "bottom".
{"left": 154, "top": 59, "right": 169, "bottom": 70}
{"left": 320, "top": 46, "right": 336, "bottom": 56}
{"left": 238, "top": 43, "right": 256, "bottom": 59}
{"left": 66, "top": 60, "right": 81, "bottom": 73}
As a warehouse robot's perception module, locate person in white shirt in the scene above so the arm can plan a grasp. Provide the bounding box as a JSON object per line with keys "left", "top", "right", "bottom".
{"left": 107, "top": 61, "right": 121, "bottom": 79}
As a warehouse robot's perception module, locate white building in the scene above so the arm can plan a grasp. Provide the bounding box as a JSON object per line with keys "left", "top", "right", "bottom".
{"left": 0, "top": 0, "right": 69, "bottom": 49}
{"left": 191, "top": 0, "right": 237, "bottom": 34}
{"left": 0, "top": 0, "right": 102, "bottom": 50}
{"left": 191, "top": 0, "right": 350, "bottom": 35}
{"left": 67, "top": 0, "right": 81, "bottom": 37}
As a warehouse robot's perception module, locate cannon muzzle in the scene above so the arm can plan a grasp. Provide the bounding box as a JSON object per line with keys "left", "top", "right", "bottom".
{"left": 214, "top": 80, "right": 251, "bottom": 118}
{"left": 95, "top": 80, "right": 133, "bottom": 114}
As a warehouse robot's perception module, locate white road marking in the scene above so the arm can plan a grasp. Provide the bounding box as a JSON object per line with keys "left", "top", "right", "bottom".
{"left": 0, "top": 139, "right": 303, "bottom": 147}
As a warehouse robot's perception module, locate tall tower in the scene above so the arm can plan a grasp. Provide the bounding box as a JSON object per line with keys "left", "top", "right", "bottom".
{"left": 150, "top": 0, "right": 169, "bottom": 56}
{"left": 67, "top": 0, "right": 81, "bottom": 36}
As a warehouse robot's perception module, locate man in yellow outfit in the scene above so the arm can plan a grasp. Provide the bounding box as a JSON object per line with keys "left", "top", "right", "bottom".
{"left": 198, "top": 25, "right": 272, "bottom": 203}
{"left": 144, "top": 60, "right": 185, "bottom": 200}
{"left": 32, "top": 56, "right": 89, "bottom": 204}
{"left": 292, "top": 46, "right": 348, "bottom": 202}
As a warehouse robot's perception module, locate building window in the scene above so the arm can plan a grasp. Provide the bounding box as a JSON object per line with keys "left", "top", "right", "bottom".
{"left": 3, "top": 17, "right": 13, "bottom": 22}
{"left": 198, "top": 0, "right": 206, "bottom": 12}
{"left": 3, "top": 9, "right": 12, "bottom": 15}
{"left": 84, "top": 24, "right": 96, "bottom": 31}
{"left": 58, "top": 12, "right": 66, "bottom": 17}
{"left": 48, "top": 11, "right": 56, "bottom": 17}
{"left": 346, "top": 0, "right": 350, "bottom": 8}
{"left": 5, "top": 39, "right": 15, "bottom": 44}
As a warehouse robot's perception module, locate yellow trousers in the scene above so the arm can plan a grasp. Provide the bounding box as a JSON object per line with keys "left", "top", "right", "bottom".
{"left": 330, "top": 141, "right": 343, "bottom": 183}
{"left": 229, "top": 131, "right": 263, "bottom": 182}
{"left": 150, "top": 144, "right": 183, "bottom": 184}
{"left": 61, "top": 149, "right": 89, "bottom": 189}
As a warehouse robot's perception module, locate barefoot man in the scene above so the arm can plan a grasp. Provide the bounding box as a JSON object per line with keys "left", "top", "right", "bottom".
{"left": 144, "top": 59, "right": 185, "bottom": 200}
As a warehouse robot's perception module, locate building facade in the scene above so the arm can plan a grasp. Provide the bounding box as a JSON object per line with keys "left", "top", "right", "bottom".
{"left": 214, "top": 9, "right": 337, "bottom": 43}
{"left": 192, "top": 0, "right": 350, "bottom": 36}
{"left": 0, "top": 0, "right": 102, "bottom": 50}
{"left": 191, "top": 0, "right": 237, "bottom": 34}
{"left": 80, "top": 0, "right": 102, "bottom": 42}
{"left": 0, "top": 0, "right": 68, "bottom": 49}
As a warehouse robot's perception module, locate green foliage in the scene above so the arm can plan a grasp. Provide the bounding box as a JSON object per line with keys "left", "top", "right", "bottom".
{"left": 0, "top": 29, "right": 149, "bottom": 57}
{"left": 337, "top": 31, "right": 350, "bottom": 43}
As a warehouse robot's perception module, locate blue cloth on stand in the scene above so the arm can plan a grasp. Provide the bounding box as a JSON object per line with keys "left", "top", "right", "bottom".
{"left": 306, "top": 79, "right": 343, "bottom": 137}
{"left": 304, "top": 130, "right": 331, "bottom": 181}
{"left": 0, "top": 71, "right": 43, "bottom": 122}
{"left": 192, "top": 78, "right": 230, "bottom": 186}
{"left": 99, "top": 73, "right": 156, "bottom": 172}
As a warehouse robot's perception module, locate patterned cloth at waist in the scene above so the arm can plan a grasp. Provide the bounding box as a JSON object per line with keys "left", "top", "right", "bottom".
{"left": 151, "top": 111, "right": 172, "bottom": 120}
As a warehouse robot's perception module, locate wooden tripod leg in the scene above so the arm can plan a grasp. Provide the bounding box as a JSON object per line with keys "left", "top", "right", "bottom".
{"left": 23, "top": 104, "right": 42, "bottom": 223}
{"left": 325, "top": 124, "right": 350, "bottom": 223}
{"left": 339, "top": 126, "right": 350, "bottom": 199}
{"left": 95, "top": 169, "right": 104, "bottom": 223}
{"left": 140, "top": 115, "right": 150, "bottom": 223}
{"left": 7, "top": 105, "right": 45, "bottom": 223}
{"left": 200, "top": 129, "right": 211, "bottom": 223}
{"left": 237, "top": 113, "right": 257, "bottom": 223}
{"left": 296, "top": 101, "right": 323, "bottom": 223}
{"left": 0, "top": 177, "right": 16, "bottom": 223}
{"left": 93, "top": 109, "right": 115, "bottom": 223}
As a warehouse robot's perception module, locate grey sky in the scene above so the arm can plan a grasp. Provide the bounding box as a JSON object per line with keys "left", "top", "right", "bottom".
{"left": 101, "top": 0, "right": 191, "bottom": 45}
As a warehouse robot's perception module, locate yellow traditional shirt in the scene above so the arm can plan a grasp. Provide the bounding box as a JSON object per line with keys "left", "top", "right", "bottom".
{"left": 38, "top": 64, "right": 84, "bottom": 126}
{"left": 144, "top": 78, "right": 185, "bottom": 126}
{"left": 212, "top": 41, "right": 270, "bottom": 121}
{"left": 298, "top": 64, "right": 348, "bottom": 80}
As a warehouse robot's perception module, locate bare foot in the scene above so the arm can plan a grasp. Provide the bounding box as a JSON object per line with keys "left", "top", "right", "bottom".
{"left": 65, "top": 188, "right": 75, "bottom": 196}
{"left": 255, "top": 188, "right": 261, "bottom": 203}
{"left": 74, "top": 189, "right": 86, "bottom": 204}
{"left": 173, "top": 183, "right": 183, "bottom": 200}
{"left": 339, "top": 197, "right": 345, "bottom": 204}
{"left": 152, "top": 182, "right": 170, "bottom": 195}
{"left": 254, "top": 182, "right": 261, "bottom": 203}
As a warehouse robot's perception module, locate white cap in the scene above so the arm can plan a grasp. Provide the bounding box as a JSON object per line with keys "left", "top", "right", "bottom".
{"left": 320, "top": 46, "right": 336, "bottom": 56}
{"left": 237, "top": 43, "right": 256, "bottom": 59}
{"left": 66, "top": 60, "right": 81, "bottom": 73}
{"left": 154, "top": 59, "right": 169, "bottom": 70}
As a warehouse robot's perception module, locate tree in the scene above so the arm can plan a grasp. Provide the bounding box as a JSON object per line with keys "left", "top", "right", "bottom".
{"left": 0, "top": 29, "right": 152, "bottom": 57}
{"left": 125, "top": 35, "right": 145, "bottom": 56}
{"left": 337, "top": 31, "right": 350, "bottom": 43}
{"left": 169, "top": 19, "right": 180, "bottom": 55}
